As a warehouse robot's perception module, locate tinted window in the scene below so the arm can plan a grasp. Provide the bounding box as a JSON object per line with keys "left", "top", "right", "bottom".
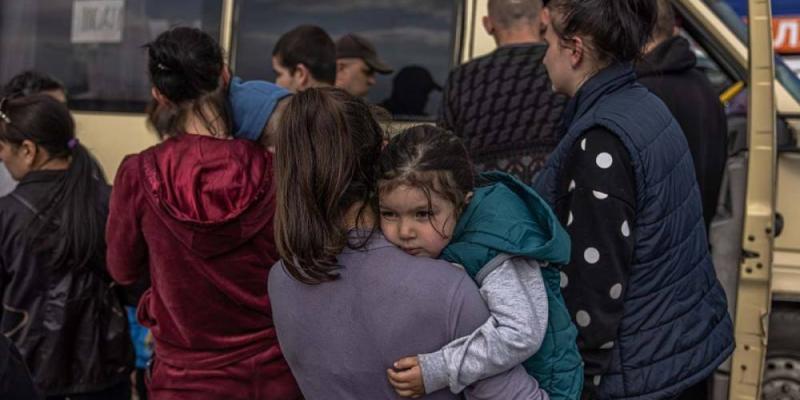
{"left": 233, "top": 0, "right": 459, "bottom": 120}
{"left": 0, "top": 0, "right": 222, "bottom": 112}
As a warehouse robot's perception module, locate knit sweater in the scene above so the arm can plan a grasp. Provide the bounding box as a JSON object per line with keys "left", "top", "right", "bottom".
{"left": 439, "top": 43, "right": 567, "bottom": 185}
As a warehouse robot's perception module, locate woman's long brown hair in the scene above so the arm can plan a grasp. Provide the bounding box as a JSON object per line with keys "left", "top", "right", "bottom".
{"left": 274, "top": 88, "right": 383, "bottom": 284}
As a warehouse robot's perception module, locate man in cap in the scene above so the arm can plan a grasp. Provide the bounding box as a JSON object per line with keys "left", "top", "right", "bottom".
{"left": 335, "top": 34, "right": 393, "bottom": 98}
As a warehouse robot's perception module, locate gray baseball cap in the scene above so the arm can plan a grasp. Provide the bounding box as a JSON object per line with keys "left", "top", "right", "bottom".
{"left": 336, "top": 34, "right": 393, "bottom": 74}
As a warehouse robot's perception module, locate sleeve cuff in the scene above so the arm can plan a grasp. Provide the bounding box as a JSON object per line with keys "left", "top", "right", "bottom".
{"left": 418, "top": 350, "right": 451, "bottom": 394}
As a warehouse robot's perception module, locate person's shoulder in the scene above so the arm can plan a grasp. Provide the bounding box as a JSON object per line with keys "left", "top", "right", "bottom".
{"left": 374, "top": 244, "right": 471, "bottom": 286}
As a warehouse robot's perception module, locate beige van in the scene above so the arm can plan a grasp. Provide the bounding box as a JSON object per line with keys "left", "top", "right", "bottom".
{"left": 1, "top": 0, "right": 797, "bottom": 396}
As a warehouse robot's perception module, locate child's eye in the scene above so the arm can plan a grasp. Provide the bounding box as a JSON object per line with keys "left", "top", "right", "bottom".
{"left": 415, "top": 210, "right": 433, "bottom": 219}
{"left": 380, "top": 211, "right": 398, "bottom": 220}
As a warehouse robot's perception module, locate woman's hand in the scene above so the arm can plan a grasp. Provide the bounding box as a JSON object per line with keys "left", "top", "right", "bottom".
{"left": 386, "top": 356, "right": 425, "bottom": 398}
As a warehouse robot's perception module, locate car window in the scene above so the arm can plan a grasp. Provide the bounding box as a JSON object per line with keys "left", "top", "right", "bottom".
{"left": 0, "top": 0, "right": 222, "bottom": 112}
{"left": 232, "top": 0, "right": 459, "bottom": 121}
{"left": 704, "top": 0, "right": 800, "bottom": 103}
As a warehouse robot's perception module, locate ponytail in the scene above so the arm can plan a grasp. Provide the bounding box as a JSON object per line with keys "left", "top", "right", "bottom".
{"left": 273, "top": 88, "right": 383, "bottom": 285}
{"left": 48, "top": 142, "right": 107, "bottom": 270}
{"left": 0, "top": 95, "right": 107, "bottom": 272}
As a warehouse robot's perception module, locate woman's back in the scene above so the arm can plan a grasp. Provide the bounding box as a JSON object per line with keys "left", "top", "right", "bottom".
{"left": 269, "top": 232, "right": 545, "bottom": 399}
{"left": 0, "top": 172, "right": 132, "bottom": 395}
{"left": 107, "top": 134, "right": 280, "bottom": 368}
{"left": 0, "top": 94, "right": 133, "bottom": 397}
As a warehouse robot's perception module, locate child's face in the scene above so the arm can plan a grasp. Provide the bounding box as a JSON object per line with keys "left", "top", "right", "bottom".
{"left": 379, "top": 184, "right": 458, "bottom": 258}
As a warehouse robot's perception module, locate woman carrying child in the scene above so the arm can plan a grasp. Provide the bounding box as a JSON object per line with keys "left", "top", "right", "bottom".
{"left": 106, "top": 27, "right": 300, "bottom": 399}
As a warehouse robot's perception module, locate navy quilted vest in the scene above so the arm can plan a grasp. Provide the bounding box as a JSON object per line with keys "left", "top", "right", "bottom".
{"left": 533, "top": 63, "right": 734, "bottom": 399}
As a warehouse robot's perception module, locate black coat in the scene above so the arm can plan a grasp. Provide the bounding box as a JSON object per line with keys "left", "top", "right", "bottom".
{"left": 0, "top": 334, "right": 40, "bottom": 399}
{"left": 636, "top": 36, "right": 728, "bottom": 231}
{"left": 0, "top": 170, "right": 133, "bottom": 396}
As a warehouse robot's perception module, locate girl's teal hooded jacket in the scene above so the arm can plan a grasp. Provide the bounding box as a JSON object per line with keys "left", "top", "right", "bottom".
{"left": 441, "top": 171, "right": 583, "bottom": 400}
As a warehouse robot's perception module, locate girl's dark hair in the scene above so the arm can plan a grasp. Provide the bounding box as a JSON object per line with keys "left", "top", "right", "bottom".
{"left": 274, "top": 87, "right": 383, "bottom": 285}
{"left": 0, "top": 95, "right": 107, "bottom": 272}
{"left": 547, "top": 0, "right": 658, "bottom": 65}
{"left": 145, "top": 27, "right": 232, "bottom": 139}
{"left": 378, "top": 125, "right": 475, "bottom": 228}
{"left": 3, "top": 70, "right": 65, "bottom": 99}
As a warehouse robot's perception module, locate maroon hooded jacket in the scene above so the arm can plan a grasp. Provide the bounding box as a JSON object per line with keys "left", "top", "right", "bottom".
{"left": 106, "top": 134, "right": 298, "bottom": 394}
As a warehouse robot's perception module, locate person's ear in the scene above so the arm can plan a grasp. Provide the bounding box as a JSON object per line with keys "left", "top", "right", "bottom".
{"left": 464, "top": 191, "right": 474, "bottom": 205}
{"left": 482, "top": 16, "right": 494, "bottom": 36}
{"left": 19, "top": 139, "right": 38, "bottom": 167}
{"left": 221, "top": 65, "right": 232, "bottom": 87}
{"left": 569, "top": 37, "right": 586, "bottom": 69}
{"left": 295, "top": 64, "right": 311, "bottom": 89}
{"left": 151, "top": 87, "right": 170, "bottom": 106}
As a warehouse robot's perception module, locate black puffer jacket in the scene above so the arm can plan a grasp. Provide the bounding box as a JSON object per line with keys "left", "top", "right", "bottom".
{"left": 636, "top": 36, "right": 728, "bottom": 231}
{"left": 0, "top": 170, "right": 133, "bottom": 396}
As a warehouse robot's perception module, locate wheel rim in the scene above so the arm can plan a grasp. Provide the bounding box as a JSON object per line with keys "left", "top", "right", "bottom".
{"left": 763, "top": 356, "right": 800, "bottom": 400}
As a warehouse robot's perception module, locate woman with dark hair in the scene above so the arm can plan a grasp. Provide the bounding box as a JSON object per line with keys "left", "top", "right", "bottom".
{"left": 105, "top": 27, "right": 300, "bottom": 399}
{"left": 268, "top": 87, "right": 546, "bottom": 399}
{"left": 0, "top": 70, "right": 68, "bottom": 197}
{"left": 3, "top": 71, "right": 66, "bottom": 103}
{"left": 532, "top": 1, "right": 734, "bottom": 398}
{"left": 0, "top": 95, "right": 133, "bottom": 399}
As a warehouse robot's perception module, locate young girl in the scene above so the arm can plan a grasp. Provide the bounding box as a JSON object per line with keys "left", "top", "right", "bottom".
{"left": 105, "top": 27, "right": 300, "bottom": 399}
{"left": 382, "top": 125, "right": 583, "bottom": 400}
{"left": 0, "top": 94, "right": 133, "bottom": 399}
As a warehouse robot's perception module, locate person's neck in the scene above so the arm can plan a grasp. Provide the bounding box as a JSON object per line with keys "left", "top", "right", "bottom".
{"left": 343, "top": 201, "right": 376, "bottom": 231}
{"left": 304, "top": 81, "right": 333, "bottom": 92}
{"left": 183, "top": 103, "right": 226, "bottom": 137}
{"left": 495, "top": 29, "right": 542, "bottom": 47}
{"left": 644, "top": 35, "right": 669, "bottom": 55}
{"left": 35, "top": 157, "right": 70, "bottom": 172}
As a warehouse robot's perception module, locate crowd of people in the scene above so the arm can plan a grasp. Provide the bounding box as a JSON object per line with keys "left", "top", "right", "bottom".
{"left": 0, "top": 0, "right": 734, "bottom": 399}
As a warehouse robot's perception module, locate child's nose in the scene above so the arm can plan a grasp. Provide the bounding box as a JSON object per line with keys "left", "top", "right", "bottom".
{"left": 399, "top": 221, "right": 415, "bottom": 239}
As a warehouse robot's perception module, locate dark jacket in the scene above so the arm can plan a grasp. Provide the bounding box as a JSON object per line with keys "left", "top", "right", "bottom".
{"left": 0, "top": 170, "right": 133, "bottom": 396}
{"left": 534, "top": 64, "right": 733, "bottom": 399}
{"left": 0, "top": 332, "right": 40, "bottom": 399}
{"left": 636, "top": 36, "right": 728, "bottom": 231}
{"left": 106, "top": 135, "right": 299, "bottom": 394}
{"left": 439, "top": 43, "right": 567, "bottom": 185}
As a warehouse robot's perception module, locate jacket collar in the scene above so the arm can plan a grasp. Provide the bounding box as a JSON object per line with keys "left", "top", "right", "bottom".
{"left": 16, "top": 169, "right": 65, "bottom": 187}
{"left": 562, "top": 62, "right": 637, "bottom": 129}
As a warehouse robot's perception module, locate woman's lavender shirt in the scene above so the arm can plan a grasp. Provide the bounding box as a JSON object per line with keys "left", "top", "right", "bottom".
{"left": 268, "top": 233, "right": 547, "bottom": 400}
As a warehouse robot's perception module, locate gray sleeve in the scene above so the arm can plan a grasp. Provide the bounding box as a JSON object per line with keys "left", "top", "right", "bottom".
{"left": 419, "top": 256, "right": 549, "bottom": 394}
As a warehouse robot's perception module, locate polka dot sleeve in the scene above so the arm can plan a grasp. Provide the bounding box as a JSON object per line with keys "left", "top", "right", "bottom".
{"left": 554, "top": 126, "right": 636, "bottom": 393}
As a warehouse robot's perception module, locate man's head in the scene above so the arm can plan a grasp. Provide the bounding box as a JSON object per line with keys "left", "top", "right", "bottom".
{"left": 335, "top": 34, "right": 393, "bottom": 98}
{"left": 483, "top": 0, "right": 543, "bottom": 46}
{"left": 272, "top": 25, "right": 336, "bottom": 93}
{"left": 648, "top": 0, "right": 677, "bottom": 51}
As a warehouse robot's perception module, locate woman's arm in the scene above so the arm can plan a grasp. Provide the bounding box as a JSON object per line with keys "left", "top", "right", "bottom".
{"left": 417, "top": 256, "right": 548, "bottom": 394}
{"left": 106, "top": 155, "right": 148, "bottom": 285}
{"left": 556, "top": 127, "right": 636, "bottom": 395}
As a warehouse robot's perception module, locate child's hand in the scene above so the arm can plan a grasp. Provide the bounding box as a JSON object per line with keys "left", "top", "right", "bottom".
{"left": 386, "top": 356, "right": 425, "bottom": 398}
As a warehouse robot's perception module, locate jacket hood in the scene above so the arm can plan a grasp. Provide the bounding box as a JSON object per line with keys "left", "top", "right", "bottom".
{"left": 139, "top": 134, "right": 275, "bottom": 258}
{"left": 636, "top": 36, "right": 697, "bottom": 78}
{"left": 442, "top": 171, "right": 570, "bottom": 265}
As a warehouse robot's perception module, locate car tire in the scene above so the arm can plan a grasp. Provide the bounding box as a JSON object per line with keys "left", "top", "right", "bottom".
{"left": 762, "top": 304, "right": 800, "bottom": 400}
